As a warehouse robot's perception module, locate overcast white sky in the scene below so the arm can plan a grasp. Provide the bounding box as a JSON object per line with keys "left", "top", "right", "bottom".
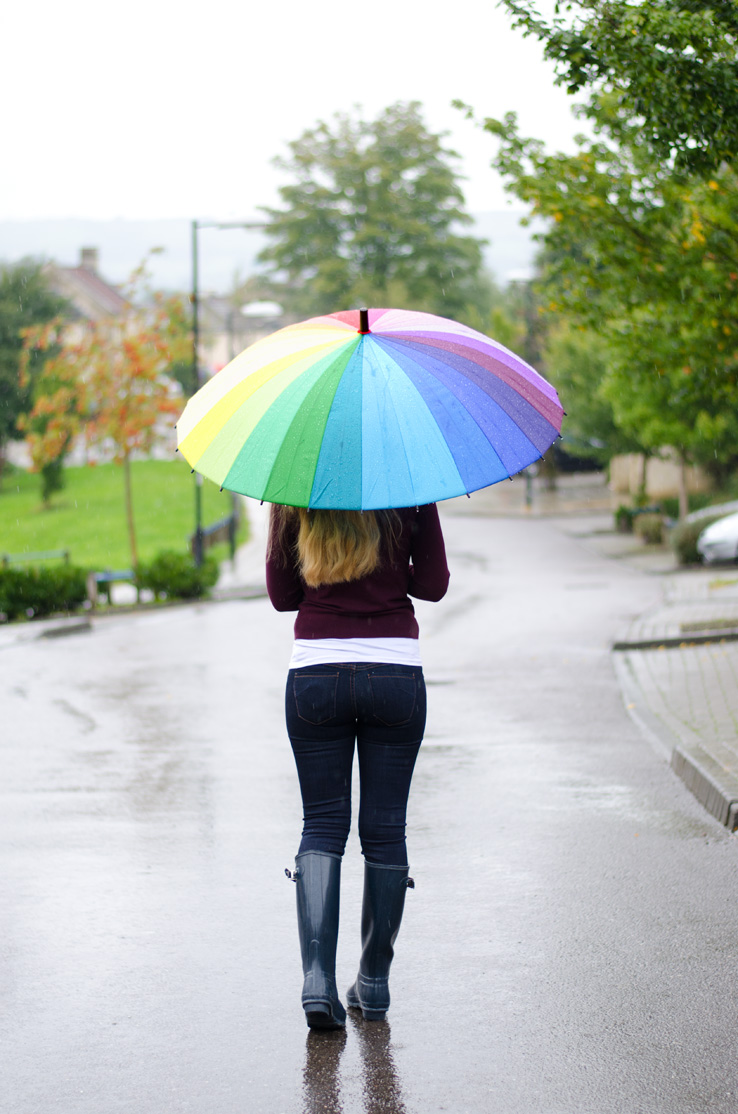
{"left": 1, "top": 0, "right": 582, "bottom": 223}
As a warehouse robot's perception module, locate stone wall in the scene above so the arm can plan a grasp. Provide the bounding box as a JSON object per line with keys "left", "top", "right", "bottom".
{"left": 610, "top": 453, "right": 712, "bottom": 498}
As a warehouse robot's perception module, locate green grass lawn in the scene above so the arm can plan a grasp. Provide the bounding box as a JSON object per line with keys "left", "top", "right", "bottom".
{"left": 0, "top": 461, "right": 248, "bottom": 570}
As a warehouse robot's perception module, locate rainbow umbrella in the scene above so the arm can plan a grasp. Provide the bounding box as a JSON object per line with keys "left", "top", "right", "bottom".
{"left": 176, "top": 308, "right": 564, "bottom": 509}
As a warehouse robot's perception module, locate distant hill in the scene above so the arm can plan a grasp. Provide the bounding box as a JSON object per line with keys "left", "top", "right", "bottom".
{"left": 0, "top": 211, "right": 544, "bottom": 293}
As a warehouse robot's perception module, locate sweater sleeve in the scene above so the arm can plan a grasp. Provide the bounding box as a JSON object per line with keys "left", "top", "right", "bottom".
{"left": 407, "top": 504, "right": 450, "bottom": 602}
{"left": 266, "top": 514, "right": 304, "bottom": 612}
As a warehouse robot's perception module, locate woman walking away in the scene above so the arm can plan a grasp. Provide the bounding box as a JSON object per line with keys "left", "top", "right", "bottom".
{"left": 266, "top": 504, "right": 449, "bottom": 1029}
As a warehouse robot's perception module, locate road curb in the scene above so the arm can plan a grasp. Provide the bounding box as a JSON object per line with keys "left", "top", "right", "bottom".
{"left": 612, "top": 630, "right": 738, "bottom": 651}
{"left": 38, "top": 617, "right": 92, "bottom": 639}
{"left": 614, "top": 642, "right": 738, "bottom": 833}
{"left": 90, "top": 584, "right": 268, "bottom": 616}
{"left": 0, "top": 586, "right": 268, "bottom": 650}
{"left": 670, "top": 745, "right": 738, "bottom": 831}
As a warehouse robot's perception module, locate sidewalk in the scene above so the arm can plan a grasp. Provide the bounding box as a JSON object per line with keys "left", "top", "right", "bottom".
{"left": 612, "top": 569, "right": 738, "bottom": 831}
{"left": 212, "top": 496, "right": 269, "bottom": 597}
{"left": 563, "top": 517, "right": 738, "bottom": 832}
{"left": 447, "top": 476, "right": 738, "bottom": 832}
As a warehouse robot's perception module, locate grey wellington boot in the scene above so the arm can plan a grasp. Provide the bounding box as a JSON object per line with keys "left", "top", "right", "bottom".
{"left": 346, "top": 862, "right": 414, "bottom": 1021}
{"left": 287, "top": 851, "right": 346, "bottom": 1030}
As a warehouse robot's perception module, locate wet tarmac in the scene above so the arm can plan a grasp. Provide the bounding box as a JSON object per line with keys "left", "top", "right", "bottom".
{"left": 3, "top": 512, "right": 738, "bottom": 1113}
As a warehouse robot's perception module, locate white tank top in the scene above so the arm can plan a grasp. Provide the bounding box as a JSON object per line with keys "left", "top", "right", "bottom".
{"left": 289, "top": 636, "right": 422, "bottom": 669}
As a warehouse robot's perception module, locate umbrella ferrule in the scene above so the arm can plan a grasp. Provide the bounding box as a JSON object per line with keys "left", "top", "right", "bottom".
{"left": 358, "top": 307, "right": 370, "bottom": 334}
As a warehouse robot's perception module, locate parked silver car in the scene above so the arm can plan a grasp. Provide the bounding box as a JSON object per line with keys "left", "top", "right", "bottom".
{"left": 697, "top": 511, "right": 738, "bottom": 564}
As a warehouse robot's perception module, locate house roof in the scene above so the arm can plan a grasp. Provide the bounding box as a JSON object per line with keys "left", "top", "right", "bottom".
{"left": 45, "top": 248, "right": 127, "bottom": 321}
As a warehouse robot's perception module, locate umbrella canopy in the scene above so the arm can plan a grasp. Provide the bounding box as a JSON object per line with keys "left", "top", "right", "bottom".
{"left": 176, "top": 308, "right": 564, "bottom": 510}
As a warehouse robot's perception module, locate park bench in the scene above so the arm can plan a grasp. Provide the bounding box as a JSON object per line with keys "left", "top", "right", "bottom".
{"left": 86, "top": 569, "right": 139, "bottom": 607}
{"left": 2, "top": 549, "right": 70, "bottom": 567}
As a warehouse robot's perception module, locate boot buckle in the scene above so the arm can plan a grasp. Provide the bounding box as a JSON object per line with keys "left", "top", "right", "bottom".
{"left": 285, "top": 866, "right": 303, "bottom": 882}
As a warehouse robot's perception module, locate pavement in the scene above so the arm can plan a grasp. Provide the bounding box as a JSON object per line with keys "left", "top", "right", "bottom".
{"left": 440, "top": 474, "right": 738, "bottom": 833}
{"left": 4, "top": 479, "right": 738, "bottom": 1113}
{"left": 612, "top": 566, "right": 738, "bottom": 831}
{"left": 545, "top": 497, "right": 738, "bottom": 833}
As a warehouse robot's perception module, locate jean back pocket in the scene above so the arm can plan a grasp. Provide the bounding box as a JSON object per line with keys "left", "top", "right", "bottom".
{"left": 292, "top": 672, "right": 340, "bottom": 725}
{"left": 367, "top": 672, "right": 419, "bottom": 727}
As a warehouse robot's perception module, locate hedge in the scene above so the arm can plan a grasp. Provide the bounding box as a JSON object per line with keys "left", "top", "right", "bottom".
{"left": 0, "top": 549, "right": 221, "bottom": 622}
{"left": 0, "top": 565, "right": 88, "bottom": 621}
{"left": 135, "top": 550, "right": 219, "bottom": 600}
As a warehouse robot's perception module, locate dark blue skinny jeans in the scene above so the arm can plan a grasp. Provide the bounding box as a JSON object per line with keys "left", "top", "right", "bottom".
{"left": 285, "top": 663, "right": 426, "bottom": 867}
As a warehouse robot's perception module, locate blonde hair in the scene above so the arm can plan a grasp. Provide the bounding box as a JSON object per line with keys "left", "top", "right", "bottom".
{"left": 270, "top": 506, "right": 399, "bottom": 588}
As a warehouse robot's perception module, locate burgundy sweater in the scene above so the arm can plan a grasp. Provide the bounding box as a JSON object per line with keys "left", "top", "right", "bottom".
{"left": 266, "top": 505, "right": 450, "bottom": 639}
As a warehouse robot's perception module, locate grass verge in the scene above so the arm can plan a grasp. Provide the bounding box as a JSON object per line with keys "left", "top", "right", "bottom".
{"left": 0, "top": 461, "right": 248, "bottom": 570}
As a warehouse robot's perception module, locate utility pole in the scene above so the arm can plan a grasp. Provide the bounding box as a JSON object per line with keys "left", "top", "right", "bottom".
{"left": 190, "top": 218, "right": 264, "bottom": 565}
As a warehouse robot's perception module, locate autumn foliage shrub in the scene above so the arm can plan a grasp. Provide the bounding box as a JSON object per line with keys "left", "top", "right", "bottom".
{"left": 0, "top": 565, "right": 87, "bottom": 621}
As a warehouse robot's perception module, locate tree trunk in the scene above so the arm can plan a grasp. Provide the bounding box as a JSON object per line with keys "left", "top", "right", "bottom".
{"left": 123, "top": 454, "right": 139, "bottom": 569}
{"left": 539, "top": 448, "right": 558, "bottom": 491}
{"left": 638, "top": 453, "right": 649, "bottom": 504}
{"left": 678, "top": 455, "right": 689, "bottom": 521}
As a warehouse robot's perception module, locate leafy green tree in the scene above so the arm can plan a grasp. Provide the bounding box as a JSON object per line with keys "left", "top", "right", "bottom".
{"left": 259, "top": 102, "right": 490, "bottom": 320}
{"left": 470, "top": 101, "right": 738, "bottom": 513}
{"left": 500, "top": 0, "right": 738, "bottom": 174}
{"left": 0, "top": 261, "right": 69, "bottom": 485}
{"left": 542, "top": 323, "right": 642, "bottom": 464}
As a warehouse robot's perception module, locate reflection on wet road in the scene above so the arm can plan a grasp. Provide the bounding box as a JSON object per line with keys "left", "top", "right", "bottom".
{"left": 302, "top": 1018, "right": 407, "bottom": 1114}
{"left": 303, "top": 1029, "right": 347, "bottom": 1114}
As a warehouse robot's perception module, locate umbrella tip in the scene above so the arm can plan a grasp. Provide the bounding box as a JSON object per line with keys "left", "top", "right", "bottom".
{"left": 358, "top": 307, "right": 370, "bottom": 334}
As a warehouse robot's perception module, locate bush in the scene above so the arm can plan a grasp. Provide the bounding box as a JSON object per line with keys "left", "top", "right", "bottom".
{"left": 136, "top": 550, "right": 219, "bottom": 600}
{"left": 633, "top": 513, "right": 665, "bottom": 545}
{"left": 669, "top": 515, "right": 725, "bottom": 565}
{"left": 0, "top": 565, "right": 88, "bottom": 621}
{"left": 660, "top": 492, "right": 714, "bottom": 519}
{"left": 615, "top": 504, "right": 635, "bottom": 533}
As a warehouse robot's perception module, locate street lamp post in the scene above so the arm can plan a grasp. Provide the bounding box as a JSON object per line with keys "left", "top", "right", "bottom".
{"left": 190, "top": 218, "right": 264, "bottom": 565}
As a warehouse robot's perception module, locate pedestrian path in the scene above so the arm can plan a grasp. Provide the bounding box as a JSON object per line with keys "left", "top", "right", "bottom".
{"left": 572, "top": 522, "right": 738, "bottom": 832}
{"left": 614, "top": 571, "right": 738, "bottom": 648}
{"left": 612, "top": 570, "right": 738, "bottom": 831}
{"left": 447, "top": 478, "right": 738, "bottom": 833}
{"left": 212, "top": 497, "right": 269, "bottom": 597}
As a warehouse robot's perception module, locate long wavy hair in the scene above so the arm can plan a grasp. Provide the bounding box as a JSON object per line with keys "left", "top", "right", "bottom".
{"left": 269, "top": 506, "right": 401, "bottom": 588}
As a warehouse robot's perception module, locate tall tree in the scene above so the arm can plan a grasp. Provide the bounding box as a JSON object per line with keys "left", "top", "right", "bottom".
{"left": 21, "top": 262, "right": 189, "bottom": 562}
{"left": 500, "top": 0, "right": 738, "bottom": 174}
{"left": 542, "top": 322, "right": 644, "bottom": 465}
{"left": 258, "top": 102, "right": 490, "bottom": 320}
{"left": 0, "top": 261, "right": 69, "bottom": 485}
{"left": 468, "top": 101, "right": 738, "bottom": 513}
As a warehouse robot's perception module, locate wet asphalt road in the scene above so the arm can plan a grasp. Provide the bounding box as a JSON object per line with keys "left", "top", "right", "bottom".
{"left": 2, "top": 512, "right": 737, "bottom": 1114}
